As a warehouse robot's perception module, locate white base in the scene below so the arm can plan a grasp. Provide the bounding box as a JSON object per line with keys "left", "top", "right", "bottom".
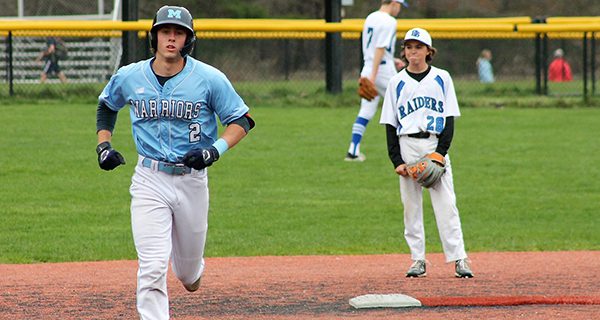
{"left": 349, "top": 294, "right": 422, "bottom": 309}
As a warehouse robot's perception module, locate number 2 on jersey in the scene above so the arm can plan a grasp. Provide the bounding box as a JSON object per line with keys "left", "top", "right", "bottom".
{"left": 427, "top": 116, "right": 444, "bottom": 133}
{"left": 189, "top": 123, "right": 201, "bottom": 143}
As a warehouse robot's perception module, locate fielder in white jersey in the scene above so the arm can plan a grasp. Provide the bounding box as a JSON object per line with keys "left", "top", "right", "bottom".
{"left": 344, "top": 0, "right": 407, "bottom": 162}
{"left": 95, "top": 6, "right": 254, "bottom": 319}
{"left": 379, "top": 28, "right": 473, "bottom": 278}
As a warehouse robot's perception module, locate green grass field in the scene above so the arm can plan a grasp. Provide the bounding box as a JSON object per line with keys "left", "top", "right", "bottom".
{"left": 1, "top": 91, "right": 599, "bottom": 264}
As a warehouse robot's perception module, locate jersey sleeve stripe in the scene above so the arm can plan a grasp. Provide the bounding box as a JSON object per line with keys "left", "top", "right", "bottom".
{"left": 396, "top": 80, "right": 405, "bottom": 100}
{"left": 434, "top": 75, "right": 445, "bottom": 95}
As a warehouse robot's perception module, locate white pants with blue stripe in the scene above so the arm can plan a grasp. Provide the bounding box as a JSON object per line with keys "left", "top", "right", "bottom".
{"left": 348, "top": 64, "right": 398, "bottom": 156}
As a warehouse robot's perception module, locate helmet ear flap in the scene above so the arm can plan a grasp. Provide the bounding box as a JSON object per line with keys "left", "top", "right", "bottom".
{"left": 149, "top": 15, "right": 158, "bottom": 53}
{"left": 149, "top": 31, "right": 157, "bottom": 53}
{"left": 180, "top": 31, "right": 196, "bottom": 56}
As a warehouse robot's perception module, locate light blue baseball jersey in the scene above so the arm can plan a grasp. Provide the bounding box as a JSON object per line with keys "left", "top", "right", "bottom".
{"left": 99, "top": 56, "right": 249, "bottom": 163}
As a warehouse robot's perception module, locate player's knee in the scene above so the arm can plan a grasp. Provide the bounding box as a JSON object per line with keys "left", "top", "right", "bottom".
{"left": 140, "top": 260, "right": 169, "bottom": 287}
{"left": 358, "top": 103, "right": 378, "bottom": 120}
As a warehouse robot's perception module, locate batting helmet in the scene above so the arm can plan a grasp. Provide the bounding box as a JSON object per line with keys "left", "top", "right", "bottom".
{"left": 149, "top": 5, "right": 196, "bottom": 57}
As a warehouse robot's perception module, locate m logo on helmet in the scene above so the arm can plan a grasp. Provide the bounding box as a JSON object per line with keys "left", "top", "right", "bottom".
{"left": 150, "top": 6, "right": 195, "bottom": 56}
{"left": 168, "top": 9, "right": 182, "bottom": 19}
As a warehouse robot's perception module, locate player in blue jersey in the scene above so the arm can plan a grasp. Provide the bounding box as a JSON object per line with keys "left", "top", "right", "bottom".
{"left": 95, "top": 6, "right": 254, "bottom": 320}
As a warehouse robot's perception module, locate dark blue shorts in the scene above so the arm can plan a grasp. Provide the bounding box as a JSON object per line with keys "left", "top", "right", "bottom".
{"left": 43, "top": 59, "right": 61, "bottom": 75}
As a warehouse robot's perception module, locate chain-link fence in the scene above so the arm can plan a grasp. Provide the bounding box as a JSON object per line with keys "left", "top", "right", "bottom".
{"left": 0, "top": 32, "right": 121, "bottom": 98}
{"left": 1, "top": 27, "right": 598, "bottom": 100}
{"left": 0, "top": 0, "right": 115, "bottom": 18}
{"left": 1, "top": 34, "right": 120, "bottom": 82}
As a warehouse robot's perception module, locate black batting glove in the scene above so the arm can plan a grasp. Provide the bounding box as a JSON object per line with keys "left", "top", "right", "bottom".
{"left": 96, "top": 141, "right": 126, "bottom": 171}
{"left": 182, "top": 146, "right": 219, "bottom": 170}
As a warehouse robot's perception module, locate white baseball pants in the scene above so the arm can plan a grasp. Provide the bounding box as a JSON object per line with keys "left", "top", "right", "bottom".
{"left": 398, "top": 135, "right": 468, "bottom": 263}
{"left": 130, "top": 156, "right": 208, "bottom": 320}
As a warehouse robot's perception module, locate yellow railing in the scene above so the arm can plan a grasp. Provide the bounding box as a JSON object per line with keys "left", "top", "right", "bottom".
{"left": 0, "top": 17, "right": 599, "bottom": 39}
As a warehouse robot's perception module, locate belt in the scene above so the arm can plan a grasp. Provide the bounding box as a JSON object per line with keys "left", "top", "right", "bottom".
{"left": 141, "top": 157, "right": 192, "bottom": 175}
{"left": 407, "top": 132, "right": 433, "bottom": 139}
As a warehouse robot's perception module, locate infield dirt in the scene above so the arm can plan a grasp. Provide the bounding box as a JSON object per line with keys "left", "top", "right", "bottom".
{"left": 1, "top": 251, "right": 599, "bottom": 319}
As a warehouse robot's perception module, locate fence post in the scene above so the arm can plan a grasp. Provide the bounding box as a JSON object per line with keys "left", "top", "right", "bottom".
{"left": 283, "top": 39, "right": 290, "bottom": 81}
{"left": 542, "top": 34, "right": 548, "bottom": 95}
{"left": 325, "top": 0, "right": 343, "bottom": 94}
{"left": 583, "top": 32, "right": 588, "bottom": 100}
{"left": 8, "top": 31, "right": 13, "bottom": 96}
{"left": 535, "top": 33, "right": 542, "bottom": 95}
{"left": 532, "top": 17, "right": 546, "bottom": 95}
{"left": 144, "top": 31, "right": 150, "bottom": 59}
{"left": 121, "top": 0, "right": 139, "bottom": 66}
{"left": 592, "top": 33, "right": 596, "bottom": 96}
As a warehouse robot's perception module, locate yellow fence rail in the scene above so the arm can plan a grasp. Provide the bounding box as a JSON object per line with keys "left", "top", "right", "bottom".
{"left": 0, "top": 16, "right": 597, "bottom": 99}
{"left": 0, "top": 17, "right": 599, "bottom": 40}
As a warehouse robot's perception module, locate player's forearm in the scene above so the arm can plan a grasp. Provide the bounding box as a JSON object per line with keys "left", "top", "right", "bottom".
{"left": 219, "top": 123, "right": 247, "bottom": 150}
{"left": 182, "top": 122, "right": 248, "bottom": 170}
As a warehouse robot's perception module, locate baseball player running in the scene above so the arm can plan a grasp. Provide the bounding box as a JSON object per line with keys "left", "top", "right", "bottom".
{"left": 95, "top": 6, "right": 254, "bottom": 319}
{"left": 345, "top": 0, "right": 407, "bottom": 162}
{"left": 379, "top": 28, "right": 473, "bottom": 278}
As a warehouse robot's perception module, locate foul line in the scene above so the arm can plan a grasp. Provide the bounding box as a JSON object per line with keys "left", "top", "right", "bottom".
{"left": 418, "top": 296, "right": 600, "bottom": 307}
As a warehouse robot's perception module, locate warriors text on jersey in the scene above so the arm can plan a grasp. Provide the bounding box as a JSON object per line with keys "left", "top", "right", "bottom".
{"left": 380, "top": 66, "right": 460, "bottom": 135}
{"left": 99, "top": 56, "right": 249, "bottom": 163}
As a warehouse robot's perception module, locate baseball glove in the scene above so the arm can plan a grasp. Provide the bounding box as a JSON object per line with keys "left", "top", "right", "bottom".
{"left": 357, "top": 77, "right": 378, "bottom": 101}
{"left": 406, "top": 152, "right": 446, "bottom": 188}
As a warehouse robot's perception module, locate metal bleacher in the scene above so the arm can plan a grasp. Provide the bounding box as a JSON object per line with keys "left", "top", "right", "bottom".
{"left": 0, "top": 36, "right": 120, "bottom": 84}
